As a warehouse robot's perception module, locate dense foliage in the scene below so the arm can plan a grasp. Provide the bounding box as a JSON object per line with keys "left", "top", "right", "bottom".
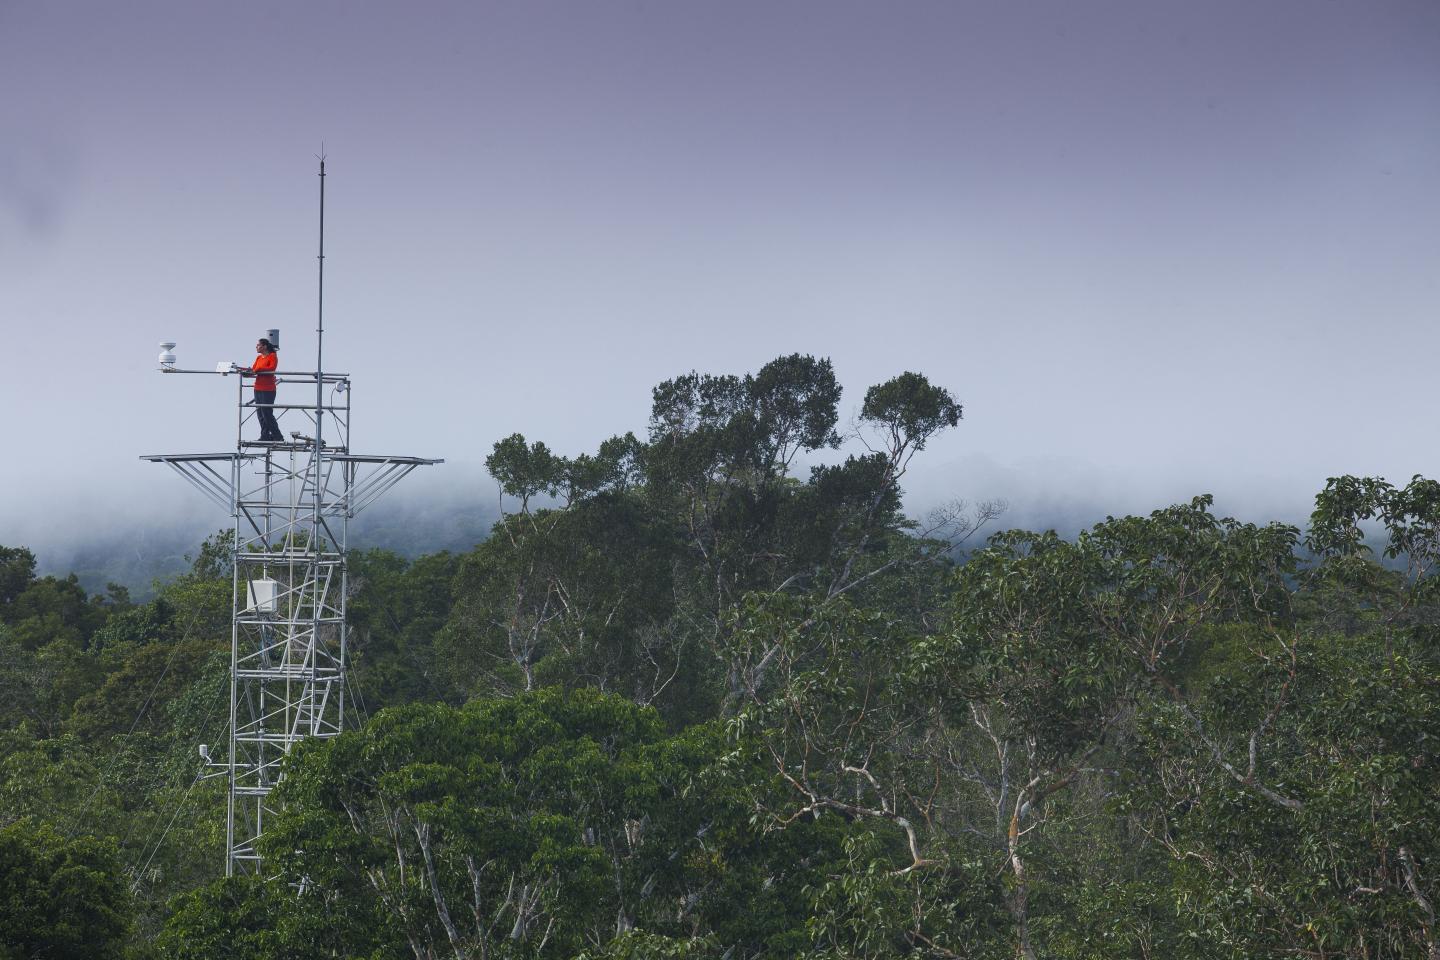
{"left": 2, "top": 356, "right": 1436, "bottom": 958}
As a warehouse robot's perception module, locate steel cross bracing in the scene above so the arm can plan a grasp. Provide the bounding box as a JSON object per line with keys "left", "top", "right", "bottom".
{"left": 143, "top": 370, "right": 440, "bottom": 874}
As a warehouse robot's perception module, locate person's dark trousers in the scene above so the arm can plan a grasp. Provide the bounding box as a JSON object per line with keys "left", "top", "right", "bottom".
{"left": 254, "top": 390, "right": 283, "bottom": 441}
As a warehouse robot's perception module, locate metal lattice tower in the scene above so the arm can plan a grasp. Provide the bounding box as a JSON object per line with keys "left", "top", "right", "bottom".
{"left": 143, "top": 161, "right": 440, "bottom": 874}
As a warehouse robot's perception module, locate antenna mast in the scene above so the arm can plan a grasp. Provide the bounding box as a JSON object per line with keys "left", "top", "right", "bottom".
{"left": 316, "top": 153, "right": 326, "bottom": 425}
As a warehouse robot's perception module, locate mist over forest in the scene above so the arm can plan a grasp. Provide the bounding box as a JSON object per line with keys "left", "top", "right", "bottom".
{"left": 27, "top": 456, "right": 1328, "bottom": 600}
{"left": 27, "top": 475, "right": 502, "bottom": 598}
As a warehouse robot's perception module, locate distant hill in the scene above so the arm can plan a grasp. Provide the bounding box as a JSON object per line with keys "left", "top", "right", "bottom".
{"left": 36, "top": 500, "right": 500, "bottom": 599}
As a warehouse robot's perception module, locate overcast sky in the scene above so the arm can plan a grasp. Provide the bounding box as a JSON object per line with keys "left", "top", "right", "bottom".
{"left": 2, "top": 0, "right": 1437, "bottom": 559}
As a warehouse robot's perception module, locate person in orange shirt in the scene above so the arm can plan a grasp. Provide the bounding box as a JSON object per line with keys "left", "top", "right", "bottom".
{"left": 241, "top": 337, "right": 283, "bottom": 442}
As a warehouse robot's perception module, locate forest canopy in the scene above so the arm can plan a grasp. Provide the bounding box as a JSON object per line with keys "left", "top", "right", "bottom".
{"left": 2, "top": 355, "right": 1437, "bottom": 959}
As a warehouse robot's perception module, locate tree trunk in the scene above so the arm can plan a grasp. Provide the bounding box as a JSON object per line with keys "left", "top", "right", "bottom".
{"left": 1007, "top": 813, "right": 1037, "bottom": 960}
